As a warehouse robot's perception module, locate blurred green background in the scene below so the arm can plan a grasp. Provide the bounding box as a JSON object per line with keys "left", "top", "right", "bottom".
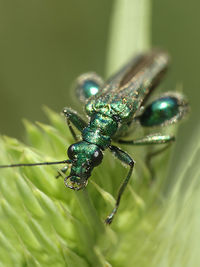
{"left": 0, "top": 0, "right": 199, "bottom": 143}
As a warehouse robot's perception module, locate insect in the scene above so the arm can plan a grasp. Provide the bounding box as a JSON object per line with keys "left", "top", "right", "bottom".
{"left": 0, "top": 51, "right": 188, "bottom": 224}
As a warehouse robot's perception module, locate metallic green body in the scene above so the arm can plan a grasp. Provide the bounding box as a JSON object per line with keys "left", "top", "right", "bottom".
{"left": 140, "top": 96, "right": 181, "bottom": 126}
{"left": 0, "top": 51, "right": 189, "bottom": 225}
{"left": 85, "top": 52, "right": 168, "bottom": 122}
{"left": 82, "top": 113, "right": 118, "bottom": 149}
{"left": 64, "top": 51, "right": 188, "bottom": 223}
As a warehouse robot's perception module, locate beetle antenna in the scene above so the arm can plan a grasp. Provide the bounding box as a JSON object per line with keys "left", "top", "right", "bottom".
{"left": 0, "top": 160, "right": 71, "bottom": 168}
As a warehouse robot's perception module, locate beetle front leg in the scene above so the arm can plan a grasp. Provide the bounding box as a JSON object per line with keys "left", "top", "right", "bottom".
{"left": 63, "top": 108, "right": 87, "bottom": 141}
{"left": 105, "top": 145, "right": 135, "bottom": 225}
{"left": 56, "top": 165, "right": 69, "bottom": 179}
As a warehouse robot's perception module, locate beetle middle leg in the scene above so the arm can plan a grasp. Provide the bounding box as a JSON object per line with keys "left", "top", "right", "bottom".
{"left": 117, "top": 134, "right": 175, "bottom": 180}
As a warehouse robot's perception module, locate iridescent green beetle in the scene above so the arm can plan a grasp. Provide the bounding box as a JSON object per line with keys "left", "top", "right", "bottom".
{"left": 0, "top": 51, "right": 189, "bottom": 224}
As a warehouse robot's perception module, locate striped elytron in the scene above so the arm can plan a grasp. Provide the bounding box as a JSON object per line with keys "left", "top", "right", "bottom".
{"left": 0, "top": 51, "right": 189, "bottom": 224}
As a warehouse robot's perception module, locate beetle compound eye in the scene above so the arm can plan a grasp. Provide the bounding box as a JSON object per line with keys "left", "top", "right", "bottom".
{"left": 67, "top": 144, "right": 76, "bottom": 159}
{"left": 91, "top": 149, "right": 103, "bottom": 167}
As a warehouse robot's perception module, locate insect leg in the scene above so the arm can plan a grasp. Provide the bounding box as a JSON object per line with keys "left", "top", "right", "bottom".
{"left": 56, "top": 165, "right": 69, "bottom": 179}
{"left": 118, "top": 134, "right": 175, "bottom": 180}
{"left": 75, "top": 72, "right": 104, "bottom": 103}
{"left": 117, "top": 134, "right": 175, "bottom": 145}
{"left": 145, "top": 143, "right": 173, "bottom": 180}
{"left": 63, "top": 108, "right": 87, "bottom": 141}
{"left": 105, "top": 145, "right": 135, "bottom": 225}
{"left": 138, "top": 93, "right": 188, "bottom": 127}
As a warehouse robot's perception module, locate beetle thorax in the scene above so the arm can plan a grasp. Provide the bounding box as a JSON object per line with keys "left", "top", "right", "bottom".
{"left": 82, "top": 113, "right": 118, "bottom": 150}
